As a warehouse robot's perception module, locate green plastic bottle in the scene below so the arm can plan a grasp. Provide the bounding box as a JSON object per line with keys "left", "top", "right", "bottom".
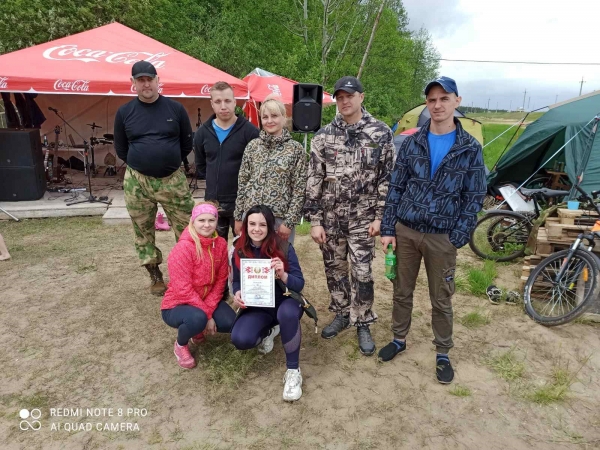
{"left": 385, "top": 244, "right": 396, "bottom": 280}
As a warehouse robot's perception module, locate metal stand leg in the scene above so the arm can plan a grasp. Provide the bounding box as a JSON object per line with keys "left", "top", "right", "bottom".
{"left": 0, "top": 206, "right": 20, "bottom": 221}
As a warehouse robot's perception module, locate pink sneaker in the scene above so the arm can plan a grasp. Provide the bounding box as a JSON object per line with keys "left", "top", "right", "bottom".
{"left": 190, "top": 332, "right": 205, "bottom": 345}
{"left": 173, "top": 341, "right": 196, "bottom": 369}
{"left": 155, "top": 212, "right": 170, "bottom": 231}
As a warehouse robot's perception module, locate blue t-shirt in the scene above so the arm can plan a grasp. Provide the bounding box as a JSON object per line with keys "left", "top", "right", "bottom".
{"left": 213, "top": 120, "right": 234, "bottom": 144}
{"left": 427, "top": 130, "right": 456, "bottom": 179}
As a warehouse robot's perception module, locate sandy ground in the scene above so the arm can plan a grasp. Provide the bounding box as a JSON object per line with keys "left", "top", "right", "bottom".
{"left": 1, "top": 217, "right": 599, "bottom": 450}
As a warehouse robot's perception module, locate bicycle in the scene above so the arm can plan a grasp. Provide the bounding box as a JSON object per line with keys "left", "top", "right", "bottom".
{"left": 523, "top": 185, "right": 600, "bottom": 326}
{"left": 469, "top": 188, "right": 569, "bottom": 262}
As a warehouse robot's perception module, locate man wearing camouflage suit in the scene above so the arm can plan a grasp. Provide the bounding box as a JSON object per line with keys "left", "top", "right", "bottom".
{"left": 304, "top": 76, "right": 394, "bottom": 355}
{"left": 114, "top": 61, "right": 194, "bottom": 296}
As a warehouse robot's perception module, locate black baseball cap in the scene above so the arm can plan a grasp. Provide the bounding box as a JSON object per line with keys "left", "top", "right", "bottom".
{"left": 424, "top": 76, "right": 459, "bottom": 96}
{"left": 333, "top": 76, "right": 364, "bottom": 97}
{"left": 132, "top": 61, "right": 157, "bottom": 79}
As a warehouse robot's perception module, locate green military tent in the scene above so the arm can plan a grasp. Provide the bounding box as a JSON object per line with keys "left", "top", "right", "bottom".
{"left": 487, "top": 91, "right": 600, "bottom": 193}
{"left": 395, "top": 103, "right": 484, "bottom": 145}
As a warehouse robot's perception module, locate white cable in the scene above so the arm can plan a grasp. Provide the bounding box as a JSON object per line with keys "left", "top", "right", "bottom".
{"left": 482, "top": 119, "right": 525, "bottom": 149}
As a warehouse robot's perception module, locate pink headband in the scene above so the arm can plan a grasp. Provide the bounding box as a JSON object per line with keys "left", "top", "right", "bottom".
{"left": 192, "top": 204, "right": 218, "bottom": 222}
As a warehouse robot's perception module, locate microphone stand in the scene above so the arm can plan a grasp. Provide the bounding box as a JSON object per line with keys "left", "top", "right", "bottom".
{"left": 48, "top": 109, "right": 111, "bottom": 207}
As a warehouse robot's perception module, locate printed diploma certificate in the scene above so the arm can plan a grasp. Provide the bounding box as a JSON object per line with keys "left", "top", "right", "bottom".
{"left": 240, "top": 259, "right": 275, "bottom": 308}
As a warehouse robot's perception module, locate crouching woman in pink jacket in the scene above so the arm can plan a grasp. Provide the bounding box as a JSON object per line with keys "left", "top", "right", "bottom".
{"left": 161, "top": 202, "right": 236, "bottom": 369}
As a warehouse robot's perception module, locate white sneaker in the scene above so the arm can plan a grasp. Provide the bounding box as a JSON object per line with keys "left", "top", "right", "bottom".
{"left": 257, "top": 325, "right": 280, "bottom": 355}
{"left": 283, "top": 368, "right": 303, "bottom": 401}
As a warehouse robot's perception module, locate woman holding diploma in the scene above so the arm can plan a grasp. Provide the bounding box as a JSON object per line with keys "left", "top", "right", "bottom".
{"left": 161, "top": 202, "right": 236, "bottom": 369}
{"left": 230, "top": 205, "right": 306, "bottom": 401}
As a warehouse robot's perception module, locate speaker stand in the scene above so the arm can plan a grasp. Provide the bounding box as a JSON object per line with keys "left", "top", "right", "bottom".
{"left": 0, "top": 206, "right": 20, "bottom": 222}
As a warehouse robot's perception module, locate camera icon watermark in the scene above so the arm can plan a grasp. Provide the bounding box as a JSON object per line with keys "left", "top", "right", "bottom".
{"left": 19, "top": 408, "right": 41, "bottom": 431}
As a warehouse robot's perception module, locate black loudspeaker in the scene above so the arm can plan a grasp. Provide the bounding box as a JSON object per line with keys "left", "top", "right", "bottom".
{"left": 0, "top": 129, "right": 44, "bottom": 167}
{"left": 0, "top": 165, "right": 46, "bottom": 201}
{"left": 0, "top": 128, "right": 46, "bottom": 201}
{"left": 292, "top": 84, "right": 323, "bottom": 132}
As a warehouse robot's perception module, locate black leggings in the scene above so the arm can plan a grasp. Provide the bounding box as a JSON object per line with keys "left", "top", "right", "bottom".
{"left": 162, "top": 301, "right": 236, "bottom": 346}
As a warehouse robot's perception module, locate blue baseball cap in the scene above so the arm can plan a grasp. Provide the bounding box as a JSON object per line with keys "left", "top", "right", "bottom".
{"left": 424, "top": 76, "right": 459, "bottom": 96}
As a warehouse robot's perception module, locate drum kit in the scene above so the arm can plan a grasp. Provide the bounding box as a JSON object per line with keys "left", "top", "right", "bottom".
{"left": 71, "top": 122, "right": 116, "bottom": 177}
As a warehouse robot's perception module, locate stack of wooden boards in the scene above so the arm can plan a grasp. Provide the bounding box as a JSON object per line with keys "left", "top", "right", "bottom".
{"left": 521, "top": 208, "right": 600, "bottom": 318}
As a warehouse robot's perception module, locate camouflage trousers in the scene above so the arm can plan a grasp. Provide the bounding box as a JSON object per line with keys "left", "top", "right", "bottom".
{"left": 124, "top": 167, "right": 194, "bottom": 266}
{"left": 320, "top": 211, "right": 377, "bottom": 326}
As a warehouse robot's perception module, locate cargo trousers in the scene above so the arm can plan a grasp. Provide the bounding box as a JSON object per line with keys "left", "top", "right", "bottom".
{"left": 123, "top": 167, "right": 194, "bottom": 266}
{"left": 392, "top": 222, "right": 457, "bottom": 353}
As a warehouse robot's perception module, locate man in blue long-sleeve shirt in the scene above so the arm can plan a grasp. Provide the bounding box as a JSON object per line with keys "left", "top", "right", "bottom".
{"left": 378, "top": 77, "right": 486, "bottom": 384}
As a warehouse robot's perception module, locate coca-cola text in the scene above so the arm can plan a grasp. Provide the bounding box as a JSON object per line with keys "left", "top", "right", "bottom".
{"left": 43, "top": 45, "right": 169, "bottom": 69}
{"left": 53, "top": 79, "right": 90, "bottom": 92}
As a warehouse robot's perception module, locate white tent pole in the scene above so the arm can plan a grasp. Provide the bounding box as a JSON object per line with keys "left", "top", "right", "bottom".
{"left": 482, "top": 119, "right": 523, "bottom": 149}
{"left": 495, "top": 115, "right": 596, "bottom": 209}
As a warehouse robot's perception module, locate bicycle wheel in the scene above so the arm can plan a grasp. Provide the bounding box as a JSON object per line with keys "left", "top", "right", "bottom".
{"left": 524, "top": 249, "right": 600, "bottom": 326}
{"left": 469, "top": 213, "right": 531, "bottom": 261}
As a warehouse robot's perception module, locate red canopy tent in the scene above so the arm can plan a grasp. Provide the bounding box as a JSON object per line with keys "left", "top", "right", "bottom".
{"left": 0, "top": 22, "right": 248, "bottom": 98}
{"left": 242, "top": 68, "right": 334, "bottom": 127}
{"left": 0, "top": 22, "right": 248, "bottom": 164}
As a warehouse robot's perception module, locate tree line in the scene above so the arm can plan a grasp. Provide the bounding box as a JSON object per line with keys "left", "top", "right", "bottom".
{"left": 0, "top": 0, "right": 440, "bottom": 125}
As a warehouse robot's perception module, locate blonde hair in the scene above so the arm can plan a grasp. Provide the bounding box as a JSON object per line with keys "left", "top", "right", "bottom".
{"left": 187, "top": 200, "right": 219, "bottom": 259}
{"left": 260, "top": 95, "right": 286, "bottom": 119}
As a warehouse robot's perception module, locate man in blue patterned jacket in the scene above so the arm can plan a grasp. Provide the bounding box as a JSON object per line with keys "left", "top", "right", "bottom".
{"left": 379, "top": 76, "right": 486, "bottom": 384}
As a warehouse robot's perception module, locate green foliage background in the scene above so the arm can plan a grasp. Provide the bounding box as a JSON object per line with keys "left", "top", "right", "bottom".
{"left": 0, "top": 0, "right": 439, "bottom": 125}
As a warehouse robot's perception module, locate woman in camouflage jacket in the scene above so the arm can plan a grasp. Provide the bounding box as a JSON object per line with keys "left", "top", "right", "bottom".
{"left": 234, "top": 97, "right": 307, "bottom": 243}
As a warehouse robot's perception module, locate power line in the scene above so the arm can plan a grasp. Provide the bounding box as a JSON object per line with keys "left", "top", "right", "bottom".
{"left": 439, "top": 58, "right": 600, "bottom": 66}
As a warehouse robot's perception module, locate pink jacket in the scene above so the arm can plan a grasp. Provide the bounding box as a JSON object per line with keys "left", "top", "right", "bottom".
{"left": 161, "top": 228, "right": 228, "bottom": 319}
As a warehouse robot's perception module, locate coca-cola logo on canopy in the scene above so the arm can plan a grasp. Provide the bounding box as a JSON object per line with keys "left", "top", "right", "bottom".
{"left": 54, "top": 79, "right": 90, "bottom": 92}
{"left": 267, "top": 84, "right": 282, "bottom": 96}
{"left": 0, "top": 77, "right": 7, "bottom": 89}
{"left": 43, "top": 45, "right": 169, "bottom": 68}
{"left": 200, "top": 85, "right": 212, "bottom": 96}
{"left": 130, "top": 82, "right": 164, "bottom": 94}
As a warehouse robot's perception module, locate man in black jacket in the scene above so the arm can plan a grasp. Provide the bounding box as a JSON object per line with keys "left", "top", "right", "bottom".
{"left": 193, "top": 81, "right": 259, "bottom": 239}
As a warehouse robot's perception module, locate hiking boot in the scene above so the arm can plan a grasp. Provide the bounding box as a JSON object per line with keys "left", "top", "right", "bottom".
{"left": 283, "top": 368, "right": 303, "bottom": 402}
{"left": 321, "top": 314, "right": 350, "bottom": 339}
{"left": 436, "top": 355, "right": 454, "bottom": 384}
{"left": 173, "top": 341, "right": 196, "bottom": 369}
{"left": 357, "top": 325, "right": 376, "bottom": 356}
{"left": 146, "top": 264, "right": 166, "bottom": 296}
{"left": 190, "top": 332, "right": 205, "bottom": 345}
{"left": 258, "top": 325, "right": 280, "bottom": 355}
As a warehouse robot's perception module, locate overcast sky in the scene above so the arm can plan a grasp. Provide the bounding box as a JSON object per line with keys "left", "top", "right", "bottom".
{"left": 402, "top": 0, "right": 600, "bottom": 111}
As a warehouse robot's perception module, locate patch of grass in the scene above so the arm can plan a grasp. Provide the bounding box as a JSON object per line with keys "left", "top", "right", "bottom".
{"left": 467, "top": 260, "right": 497, "bottom": 296}
{"left": 454, "top": 273, "right": 469, "bottom": 293}
{"left": 486, "top": 348, "right": 525, "bottom": 381}
{"left": 169, "top": 424, "right": 184, "bottom": 442}
{"left": 573, "top": 315, "right": 600, "bottom": 326}
{"left": 76, "top": 259, "right": 97, "bottom": 274}
{"left": 460, "top": 310, "right": 490, "bottom": 329}
{"left": 199, "top": 339, "right": 262, "bottom": 387}
{"left": 482, "top": 123, "right": 526, "bottom": 169}
{"left": 295, "top": 221, "right": 311, "bottom": 236}
{"left": 147, "top": 427, "right": 162, "bottom": 445}
{"left": 449, "top": 385, "right": 471, "bottom": 397}
{"left": 525, "top": 356, "right": 590, "bottom": 405}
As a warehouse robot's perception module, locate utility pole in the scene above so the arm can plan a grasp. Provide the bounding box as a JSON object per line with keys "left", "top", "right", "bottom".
{"left": 509, "top": 100, "right": 512, "bottom": 112}
{"left": 555, "top": 94, "right": 558, "bottom": 103}
{"left": 579, "top": 76, "right": 586, "bottom": 96}
{"left": 487, "top": 98, "right": 490, "bottom": 112}
{"left": 528, "top": 96, "right": 531, "bottom": 110}
{"left": 522, "top": 89, "right": 527, "bottom": 110}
